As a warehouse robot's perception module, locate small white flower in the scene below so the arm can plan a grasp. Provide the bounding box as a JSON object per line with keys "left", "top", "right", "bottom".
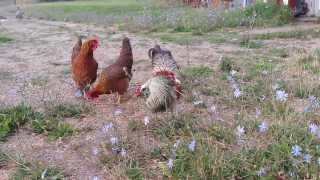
{"left": 193, "top": 100, "right": 204, "bottom": 106}
{"left": 257, "top": 167, "right": 266, "bottom": 177}
{"left": 209, "top": 105, "right": 217, "bottom": 113}
{"left": 276, "top": 90, "right": 288, "bottom": 102}
{"left": 230, "top": 70, "right": 237, "bottom": 76}
{"left": 288, "top": 171, "right": 295, "bottom": 177}
{"left": 102, "top": 123, "right": 113, "bottom": 134}
{"left": 188, "top": 139, "right": 196, "bottom": 152}
{"left": 291, "top": 145, "right": 302, "bottom": 157}
{"left": 144, "top": 116, "right": 150, "bottom": 126}
{"left": 173, "top": 140, "right": 181, "bottom": 149}
{"left": 92, "top": 176, "right": 99, "bottom": 180}
{"left": 292, "top": 159, "right": 301, "bottom": 166}
{"left": 231, "top": 83, "right": 238, "bottom": 90}
{"left": 167, "top": 158, "right": 174, "bottom": 169}
{"left": 309, "top": 123, "right": 319, "bottom": 135}
{"left": 114, "top": 108, "right": 123, "bottom": 116}
{"left": 234, "top": 88, "right": 242, "bottom": 98}
{"left": 255, "top": 108, "right": 261, "bottom": 118}
{"left": 237, "top": 139, "right": 246, "bottom": 145}
{"left": 92, "top": 147, "right": 99, "bottom": 156}
{"left": 258, "top": 122, "right": 268, "bottom": 133}
{"left": 110, "top": 137, "right": 118, "bottom": 145}
{"left": 236, "top": 126, "right": 245, "bottom": 137}
{"left": 261, "top": 70, "right": 268, "bottom": 75}
{"left": 120, "top": 148, "right": 127, "bottom": 157}
{"left": 304, "top": 154, "right": 312, "bottom": 163}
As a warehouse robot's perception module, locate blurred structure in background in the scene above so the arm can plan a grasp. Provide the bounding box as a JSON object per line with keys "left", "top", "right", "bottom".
{"left": 182, "top": 0, "right": 320, "bottom": 17}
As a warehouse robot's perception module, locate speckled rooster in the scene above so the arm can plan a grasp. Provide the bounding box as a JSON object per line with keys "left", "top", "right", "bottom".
{"left": 136, "top": 45, "right": 182, "bottom": 113}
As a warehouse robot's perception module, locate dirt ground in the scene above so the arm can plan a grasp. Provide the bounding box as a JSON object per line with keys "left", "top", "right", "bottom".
{"left": 1, "top": 1, "right": 320, "bottom": 179}
{"left": 0, "top": 2, "right": 223, "bottom": 179}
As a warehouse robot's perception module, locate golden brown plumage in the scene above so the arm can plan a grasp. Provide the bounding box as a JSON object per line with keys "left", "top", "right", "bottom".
{"left": 86, "top": 37, "right": 133, "bottom": 101}
{"left": 71, "top": 38, "right": 98, "bottom": 97}
{"left": 71, "top": 36, "right": 83, "bottom": 62}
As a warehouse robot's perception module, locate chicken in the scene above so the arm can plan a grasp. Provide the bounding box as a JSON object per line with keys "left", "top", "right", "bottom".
{"left": 137, "top": 76, "right": 178, "bottom": 113}
{"left": 136, "top": 45, "right": 182, "bottom": 113}
{"left": 86, "top": 37, "right": 133, "bottom": 103}
{"left": 148, "top": 44, "right": 179, "bottom": 72}
{"left": 71, "top": 38, "right": 99, "bottom": 97}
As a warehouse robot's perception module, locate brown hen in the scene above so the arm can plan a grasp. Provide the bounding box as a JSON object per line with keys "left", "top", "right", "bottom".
{"left": 71, "top": 37, "right": 98, "bottom": 97}
{"left": 86, "top": 37, "right": 133, "bottom": 103}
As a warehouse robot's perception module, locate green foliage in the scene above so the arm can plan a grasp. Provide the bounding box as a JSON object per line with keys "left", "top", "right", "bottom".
{"left": 0, "top": 35, "right": 13, "bottom": 44}
{"left": 44, "top": 102, "right": 92, "bottom": 119}
{"left": 253, "top": 28, "right": 320, "bottom": 40}
{"left": 299, "top": 49, "right": 320, "bottom": 74}
{"left": 128, "top": 120, "right": 143, "bottom": 132}
{"left": 10, "top": 162, "right": 64, "bottom": 180}
{"left": 180, "top": 65, "right": 213, "bottom": 79}
{"left": 126, "top": 160, "right": 144, "bottom": 180}
{"left": 220, "top": 57, "right": 235, "bottom": 73}
{"left": 151, "top": 113, "right": 198, "bottom": 139}
{"left": 31, "top": 102, "right": 90, "bottom": 139}
{"left": 208, "top": 124, "right": 235, "bottom": 144}
{"left": 47, "top": 122, "right": 74, "bottom": 140}
{"left": 0, "top": 102, "right": 89, "bottom": 141}
{"left": 27, "top": 0, "right": 292, "bottom": 35}
{"left": 0, "top": 150, "right": 9, "bottom": 167}
{"left": 239, "top": 38, "right": 263, "bottom": 49}
{"left": 162, "top": 122, "right": 319, "bottom": 179}
{"left": 0, "top": 104, "right": 43, "bottom": 141}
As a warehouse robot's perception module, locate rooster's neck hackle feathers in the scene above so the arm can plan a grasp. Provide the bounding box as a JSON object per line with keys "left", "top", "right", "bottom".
{"left": 80, "top": 40, "right": 93, "bottom": 57}
{"left": 148, "top": 44, "right": 178, "bottom": 72}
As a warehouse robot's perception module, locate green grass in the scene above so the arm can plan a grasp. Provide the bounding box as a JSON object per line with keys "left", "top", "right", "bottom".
{"left": 0, "top": 35, "right": 13, "bottom": 44}
{"left": 27, "top": 1, "right": 292, "bottom": 34}
{"left": 44, "top": 102, "right": 92, "bottom": 119}
{"left": 159, "top": 120, "right": 320, "bottom": 179}
{"left": 10, "top": 162, "right": 64, "bottom": 180}
{"left": 239, "top": 38, "right": 263, "bottom": 49}
{"left": 125, "top": 160, "right": 144, "bottom": 180}
{"left": 0, "top": 102, "right": 91, "bottom": 141}
{"left": 151, "top": 113, "right": 198, "bottom": 139}
{"left": 0, "top": 149, "right": 65, "bottom": 179}
{"left": 180, "top": 65, "right": 213, "bottom": 79}
{"left": 0, "top": 104, "right": 43, "bottom": 141}
{"left": 0, "top": 149, "right": 9, "bottom": 168}
{"left": 252, "top": 28, "right": 320, "bottom": 40}
{"left": 29, "top": 0, "right": 151, "bottom": 15}
{"left": 298, "top": 49, "right": 320, "bottom": 75}
{"left": 31, "top": 102, "right": 91, "bottom": 140}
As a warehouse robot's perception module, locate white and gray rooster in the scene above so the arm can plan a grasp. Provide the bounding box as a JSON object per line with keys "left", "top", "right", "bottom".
{"left": 136, "top": 45, "right": 182, "bottom": 113}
